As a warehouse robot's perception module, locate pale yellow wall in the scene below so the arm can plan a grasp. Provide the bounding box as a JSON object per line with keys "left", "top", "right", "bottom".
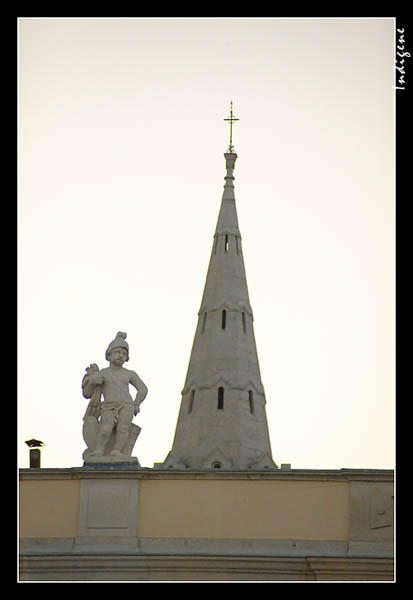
{"left": 138, "top": 479, "right": 350, "bottom": 540}
{"left": 19, "top": 480, "right": 80, "bottom": 538}
{"left": 19, "top": 476, "right": 350, "bottom": 541}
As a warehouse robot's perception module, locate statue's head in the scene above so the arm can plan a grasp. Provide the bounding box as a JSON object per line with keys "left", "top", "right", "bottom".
{"left": 105, "top": 331, "right": 129, "bottom": 362}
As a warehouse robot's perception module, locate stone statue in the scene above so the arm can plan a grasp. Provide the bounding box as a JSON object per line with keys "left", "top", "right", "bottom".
{"left": 81, "top": 331, "right": 148, "bottom": 464}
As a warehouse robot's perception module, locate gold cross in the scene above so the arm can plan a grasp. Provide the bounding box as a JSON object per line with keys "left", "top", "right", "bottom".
{"left": 224, "top": 102, "right": 239, "bottom": 152}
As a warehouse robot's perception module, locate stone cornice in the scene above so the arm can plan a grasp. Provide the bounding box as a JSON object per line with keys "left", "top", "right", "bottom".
{"left": 18, "top": 540, "right": 394, "bottom": 581}
{"left": 19, "top": 467, "right": 394, "bottom": 482}
{"left": 19, "top": 537, "right": 394, "bottom": 559}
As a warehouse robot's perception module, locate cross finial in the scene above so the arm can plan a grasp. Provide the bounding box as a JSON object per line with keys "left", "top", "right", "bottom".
{"left": 224, "top": 101, "right": 239, "bottom": 153}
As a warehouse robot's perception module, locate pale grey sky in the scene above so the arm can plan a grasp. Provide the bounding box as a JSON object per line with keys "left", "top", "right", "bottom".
{"left": 18, "top": 17, "right": 395, "bottom": 469}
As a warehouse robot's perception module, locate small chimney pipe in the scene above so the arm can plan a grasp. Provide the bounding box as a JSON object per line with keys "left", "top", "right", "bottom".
{"left": 29, "top": 448, "right": 41, "bottom": 468}
{"left": 25, "top": 439, "right": 44, "bottom": 468}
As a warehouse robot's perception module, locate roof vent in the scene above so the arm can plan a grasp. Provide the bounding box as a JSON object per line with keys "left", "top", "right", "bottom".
{"left": 280, "top": 463, "right": 291, "bottom": 471}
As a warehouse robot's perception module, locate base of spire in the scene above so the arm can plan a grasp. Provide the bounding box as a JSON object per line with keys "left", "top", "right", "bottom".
{"left": 157, "top": 449, "right": 278, "bottom": 471}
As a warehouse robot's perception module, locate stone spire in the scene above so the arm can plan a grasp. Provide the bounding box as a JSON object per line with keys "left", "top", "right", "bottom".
{"left": 162, "top": 111, "right": 277, "bottom": 470}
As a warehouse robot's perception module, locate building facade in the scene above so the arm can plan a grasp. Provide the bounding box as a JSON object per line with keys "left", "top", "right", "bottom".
{"left": 19, "top": 467, "right": 394, "bottom": 581}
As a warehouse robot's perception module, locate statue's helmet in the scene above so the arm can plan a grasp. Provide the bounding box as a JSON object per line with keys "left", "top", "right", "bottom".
{"left": 105, "top": 331, "right": 129, "bottom": 361}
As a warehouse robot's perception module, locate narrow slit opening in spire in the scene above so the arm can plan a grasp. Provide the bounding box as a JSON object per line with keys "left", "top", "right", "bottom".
{"left": 218, "top": 387, "right": 224, "bottom": 410}
{"left": 225, "top": 235, "right": 229, "bottom": 253}
{"left": 242, "top": 312, "right": 246, "bottom": 334}
{"left": 222, "top": 310, "right": 226, "bottom": 330}
{"left": 249, "top": 390, "right": 254, "bottom": 414}
{"left": 202, "top": 312, "right": 207, "bottom": 333}
{"left": 188, "top": 390, "right": 195, "bottom": 414}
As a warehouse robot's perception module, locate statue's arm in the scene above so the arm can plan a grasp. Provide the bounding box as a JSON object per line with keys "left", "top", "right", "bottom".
{"left": 129, "top": 371, "right": 148, "bottom": 414}
{"left": 82, "top": 375, "right": 95, "bottom": 399}
{"left": 82, "top": 368, "right": 103, "bottom": 399}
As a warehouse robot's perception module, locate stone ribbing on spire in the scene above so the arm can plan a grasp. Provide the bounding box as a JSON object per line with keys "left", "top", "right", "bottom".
{"left": 162, "top": 151, "right": 276, "bottom": 470}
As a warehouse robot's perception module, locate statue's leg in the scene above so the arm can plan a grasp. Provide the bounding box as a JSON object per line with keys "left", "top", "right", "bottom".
{"left": 111, "top": 404, "right": 134, "bottom": 455}
{"left": 92, "top": 410, "right": 115, "bottom": 455}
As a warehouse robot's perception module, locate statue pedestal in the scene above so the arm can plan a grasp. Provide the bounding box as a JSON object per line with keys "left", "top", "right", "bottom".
{"left": 82, "top": 421, "right": 142, "bottom": 465}
{"left": 84, "top": 454, "right": 140, "bottom": 466}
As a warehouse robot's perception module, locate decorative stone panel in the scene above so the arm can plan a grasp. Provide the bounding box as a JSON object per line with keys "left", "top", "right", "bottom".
{"left": 78, "top": 478, "right": 139, "bottom": 536}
